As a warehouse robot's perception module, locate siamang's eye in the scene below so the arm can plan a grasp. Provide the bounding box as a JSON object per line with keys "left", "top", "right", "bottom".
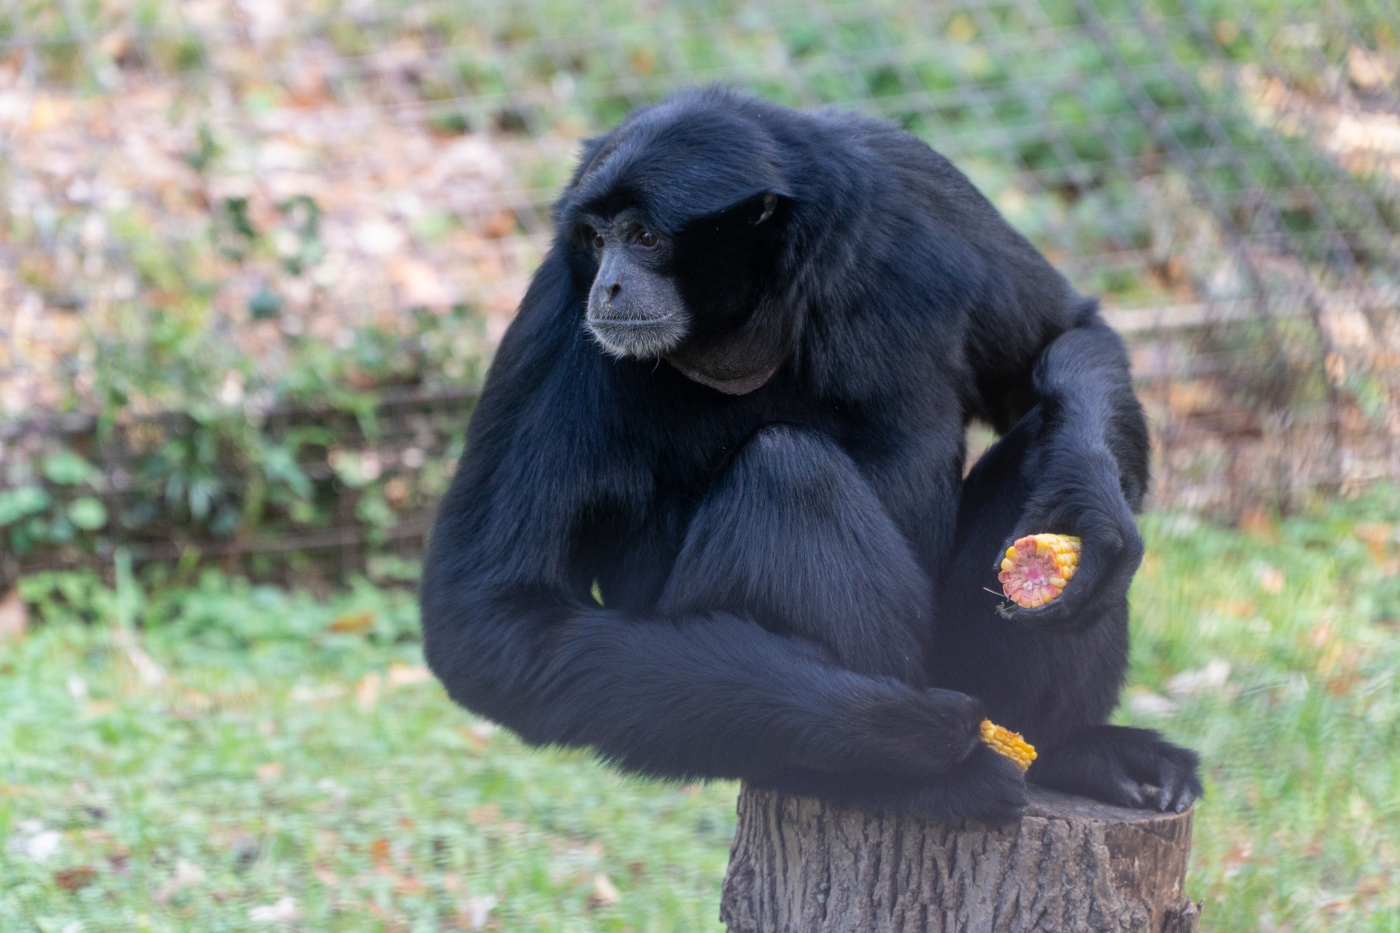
{"left": 638, "top": 229, "right": 658, "bottom": 248}
{"left": 584, "top": 226, "right": 604, "bottom": 251}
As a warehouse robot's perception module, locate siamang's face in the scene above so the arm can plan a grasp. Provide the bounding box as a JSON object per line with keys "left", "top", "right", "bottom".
{"left": 580, "top": 209, "right": 684, "bottom": 360}
{"left": 579, "top": 193, "right": 781, "bottom": 363}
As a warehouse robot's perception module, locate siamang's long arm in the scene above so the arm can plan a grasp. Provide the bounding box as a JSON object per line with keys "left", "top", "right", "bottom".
{"left": 419, "top": 252, "right": 1015, "bottom": 816}
{"left": 968, "top": 301, "right": 1149, "bottom": 632}
{"left": 1024, "top": 314, "right": 1150, "bottom": 508}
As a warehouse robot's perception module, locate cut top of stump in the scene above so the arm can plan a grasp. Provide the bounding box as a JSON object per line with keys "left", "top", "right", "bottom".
{"left": 721, "top": 785, "right": 1200, "bottom": 933}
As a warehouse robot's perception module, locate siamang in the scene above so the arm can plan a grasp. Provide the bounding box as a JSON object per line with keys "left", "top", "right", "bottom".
{"left": 421, "top": 88, "right": 1201, "bottom": 822}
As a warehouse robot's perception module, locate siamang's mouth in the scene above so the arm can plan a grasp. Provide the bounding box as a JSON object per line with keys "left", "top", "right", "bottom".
{"left": 586, "top": 313, "right": 689, "bottom": 360}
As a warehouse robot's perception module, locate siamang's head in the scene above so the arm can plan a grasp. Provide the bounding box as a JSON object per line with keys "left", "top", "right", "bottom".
{"left": 559, "top": 89, "right": 796, "bottom": 394}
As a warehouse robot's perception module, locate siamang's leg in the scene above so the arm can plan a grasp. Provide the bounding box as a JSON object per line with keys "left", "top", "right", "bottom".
{"left": 658, "top": 423, "right": 929, "bottom": 683}
{"left": 935, "top": 408, "right": 1201, "bottom": 812}
{"left": 1031, "top": 726, "right": 1201, "bottom": 813}
{"left": 658, "top": 423, "right": 1028, "bottom": 820}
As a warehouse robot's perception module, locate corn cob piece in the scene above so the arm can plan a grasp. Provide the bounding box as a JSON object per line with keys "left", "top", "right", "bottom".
{"left": 980, "top": 719, "right": 1037, "bottom": 771}
{"left": 998, "top": 533, "right": 1082, "bottom": 608}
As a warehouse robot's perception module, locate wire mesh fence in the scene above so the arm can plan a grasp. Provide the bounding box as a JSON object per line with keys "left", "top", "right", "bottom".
{"left": 2, "top": 0, "right": 1399, "bottom": 539}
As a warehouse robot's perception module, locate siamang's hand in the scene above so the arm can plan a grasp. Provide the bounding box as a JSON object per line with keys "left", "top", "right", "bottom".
{"left": 758, "top": 742, "right": 1028, "bottom": 824}
{"left": 843, "top": 687, "right": 987, "bottom": 780}
{"left": 897, "top": 744, "right": 1029, "bottom": 823}
{"left": 994, "top": 440, "right": 1143, "bottom": 633}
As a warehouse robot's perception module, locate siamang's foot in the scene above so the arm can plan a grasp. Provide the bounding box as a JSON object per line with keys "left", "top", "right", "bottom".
{"left": 1030, "top": 725, "right": 1201, "bottom": 813}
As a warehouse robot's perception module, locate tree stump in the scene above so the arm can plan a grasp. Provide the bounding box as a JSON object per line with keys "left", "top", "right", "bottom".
{"left": 720, "top": 785, "right": 1199, "bottom": 933}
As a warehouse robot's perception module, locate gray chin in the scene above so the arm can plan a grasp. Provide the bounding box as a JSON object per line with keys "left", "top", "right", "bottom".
{"left": 586, "top": 315, "right": 689, "bottom": 360}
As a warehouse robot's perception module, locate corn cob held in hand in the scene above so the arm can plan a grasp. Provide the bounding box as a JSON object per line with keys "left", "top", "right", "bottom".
{"left": 998, "top": 533, "right": 1082, "bottom": 608}
{"left": 980, "top": 719, "right": 1037, "bottom": 771}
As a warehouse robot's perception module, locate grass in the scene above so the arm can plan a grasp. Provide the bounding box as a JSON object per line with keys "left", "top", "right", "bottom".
{"left": 3, "top": 496, "right": 1400, "bottom": 932}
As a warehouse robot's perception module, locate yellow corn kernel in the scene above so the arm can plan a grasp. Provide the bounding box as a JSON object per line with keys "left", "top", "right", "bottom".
{"left": 998, "top": 533, "right": 1081, "bottom": 608}
{"left": 980, "top": 719, "right": 1037, "bottom": 771}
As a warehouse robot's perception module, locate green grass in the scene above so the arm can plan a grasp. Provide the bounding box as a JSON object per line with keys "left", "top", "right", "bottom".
{"left": 3, "top": 498, "right": 1400, "bottom": 931}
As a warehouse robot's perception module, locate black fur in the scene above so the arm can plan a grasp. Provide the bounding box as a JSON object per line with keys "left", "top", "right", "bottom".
{"left": 421, "top": 88, "right": 1200, "bottom": 822}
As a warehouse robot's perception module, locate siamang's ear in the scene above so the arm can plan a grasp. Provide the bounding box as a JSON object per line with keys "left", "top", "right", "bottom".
{"left": 741, "top": 189, "right": 792, "bottom": 227}
{"left": 752, "top": 192, "right": 779, "bottom": 226}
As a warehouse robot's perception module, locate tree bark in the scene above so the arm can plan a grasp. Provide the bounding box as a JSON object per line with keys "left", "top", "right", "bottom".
{"left": 721, "top": 785, "right": 1199, "bottom": 933}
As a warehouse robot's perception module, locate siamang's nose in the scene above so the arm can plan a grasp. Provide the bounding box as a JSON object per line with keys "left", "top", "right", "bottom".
{"left": 606, "top": 281, "right": 621, "bottom": 300}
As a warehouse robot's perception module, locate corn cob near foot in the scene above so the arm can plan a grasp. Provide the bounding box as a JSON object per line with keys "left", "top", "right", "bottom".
{"left": 980, "top": 719, "right": 1037, "bottom": 771}
{"left": 998, "top": 533, "right": 1082, "bottom": 608}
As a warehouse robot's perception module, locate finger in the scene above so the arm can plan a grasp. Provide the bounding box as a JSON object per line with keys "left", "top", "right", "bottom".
{"left": 1173, "top": 770, "right": 1204, "bottom": 813}
{"left": 1098, "top": 763, "right": 1146, "bottom": 809}
{"left": 1153, "top": 762, "right": 1184, "bottom": 812}
{"left": 1171, "top": 785, "right": 1197, "bottom": 813}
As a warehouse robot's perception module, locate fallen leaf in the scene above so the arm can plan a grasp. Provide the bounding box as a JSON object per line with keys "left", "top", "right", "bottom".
{"left": 459, "top": 894, "right": 498, "bottom": 929}
{"left": 1355, "top": 522, "right": 1393, "bottom": 562}
{"left": 1309, "top": 620, "right": 1334, "bottom": 647}
{"left": 1167, "top": 660, "right": 1231, "bottom": 697}
{"left": 481, "top": 209, "right": 518, "bottom": 239}
{"left": 392, "top": 873, "right": 426, "bottom": 896}
{"left": 387, "top": 663, "right": 432, "bottom": 688}
{"left": 329, "top": 610, "right": 375, "bottom": 634}
{"left": 391, "top": 258, "right": 457, "bottom": 308}
{"left": 369, "top": 837, "right": 392, "bottom": 863}
{"left": 82, "top": 700, "right": 119, "bottom": 718}
{"left": 1126, "top": 690, "right": 1177, "bottom": 717}
{"left": 256, "top": 762, "right": 284, "bottom": 782}
{"left": 290, "top": 682, "right": 346, "bottom": 703}
{"left": 15, "top": 828, "right": 62, "bottom": 863}
{"left": 1239, "top": 508, "right": 1278, "bottom": 542}
{"left": 588, "top": 872, "right": 620, "bottom": 908}
{"left": 357, "top": 671, "right": 382, "bottom": 710}
{"left": 249, "top": 896, "right": 300, "bottom": 922}
{"left": 154, "top": 860, "right": 206, "bottom": 903}
{"left": 1211, "top": 599, "right": 1257, "bottom": 618}
{"left": 0, "top": 589, "right": 27, "bottom": 640}
{"left": 1255, "top": 563, "right": 1285, "bottom": 594}
{"left": 54, "top": 865, "right": 97, "bottom": 891}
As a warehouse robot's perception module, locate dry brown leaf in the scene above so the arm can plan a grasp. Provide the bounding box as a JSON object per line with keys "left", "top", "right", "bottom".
{"left": 0, "top": 589, "right": 27, "bottom": 640}
{"left": 255, "top": 762, "right": 284, "bottom": 782}
{"left": 469, "top": 804, "right": 499, "bottom": 826}
{"left": 392, "top": 874, "right": 426, "bottom": 896}
{"left": 588, "top": 872, "right": 621, "bottom": 908}
{"left": 387, "top": 663, "right": 432, "bottom": 689}
{"left": 154, "top": 860, "right": 205, "bottom": 903}
{"left": 54, "top": 865, "right": 97, "bottom": 891}
{"left": 369, "top": 837, "right": 392, "bottom": 864}
{"left": 79, "top": 698, "right": 118, "bottom": 719}
{"left": 1355, "top": 522, "right": 1393, "bottom": 562}
{"left": 1211, "top": 599, "right": 1257, "bottom": 618}
{"left": 1256, "top": 564, "right": 1286, "bottom": 594}
{"left": 391, "top": 258, "right": 457, "bottom": 308}
{"left": 357, "top": 671, "right": 382, "bottom": 710}
{"left": 1239, "top": 508, "right": 1278, "bottom": 542}
{"left": 329, "top": 610, "right": 375, "bottom": 635}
